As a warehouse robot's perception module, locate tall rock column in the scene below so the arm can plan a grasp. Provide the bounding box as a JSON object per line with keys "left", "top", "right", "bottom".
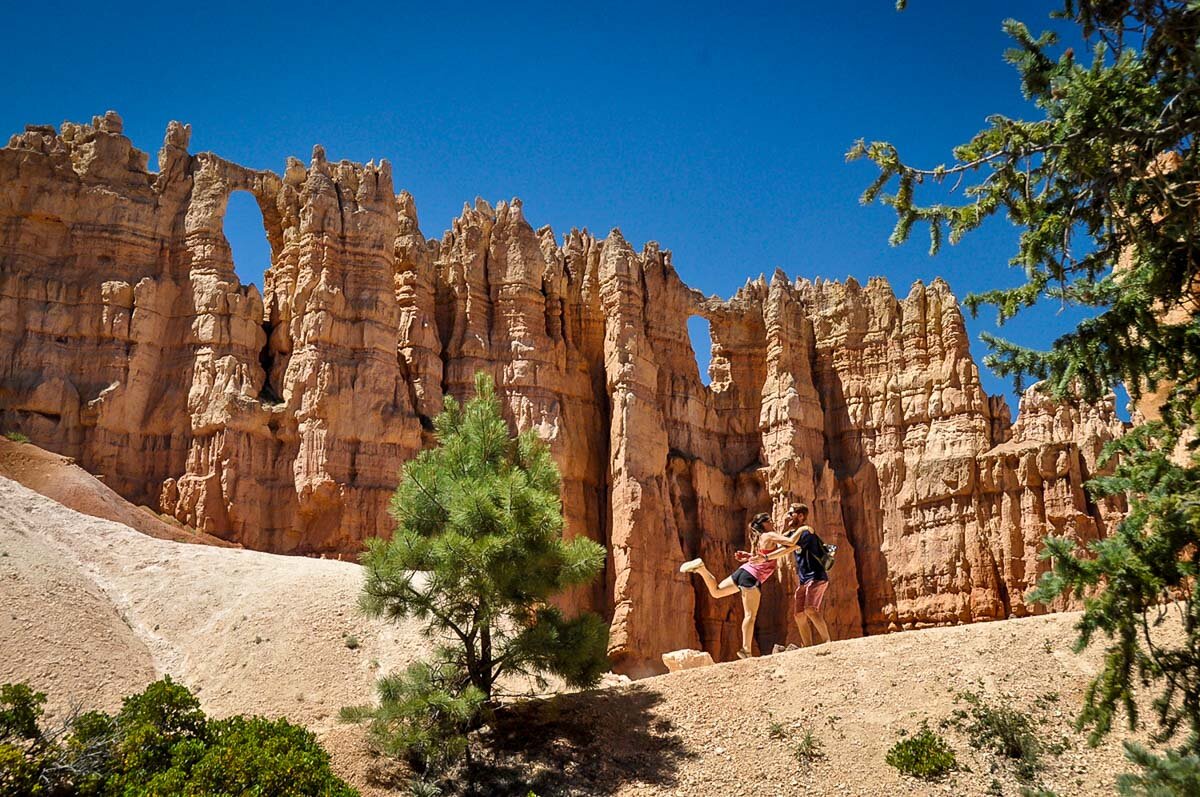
{"left": 801, "top": 277, "right": 1007, "bottom": 632}
{"left": 262, "top": 148, "right": 424, "bottom": 551}
{"left": 166, "top": 150, "right": 283, "bottom": 544}
{"left": 600, "top": 231, "right": 700, "bottom": 673}
{"left": 393, "top": 190, "right": 442, "bottom": 423}
{"left": 758, "top": 273, "right": 864, "bottom": 641}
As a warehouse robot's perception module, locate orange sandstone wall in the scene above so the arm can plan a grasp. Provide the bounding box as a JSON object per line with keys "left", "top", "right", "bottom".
{"left": 0, "top": 114, "right": 1125, "bottom": 675}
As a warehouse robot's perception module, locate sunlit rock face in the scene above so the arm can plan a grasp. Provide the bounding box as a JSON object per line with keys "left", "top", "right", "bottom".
{"left": 0, "top": 114, "right": 1124, "bottom": 675}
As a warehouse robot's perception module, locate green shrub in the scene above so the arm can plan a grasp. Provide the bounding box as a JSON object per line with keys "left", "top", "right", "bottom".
{"left": 3, "top": 432, "right": 29, "bottom": 444}
{"left": 185, "top": 715, "right": 357, "bottom": 796}
{"left": 0, "top": 683, "right": 54, "bottom": 794}
{"left": 0, "top": 742, "right": 43, "bottom": 794}
{"left": 953, "top": 691, "right": 1043, "bottom": 780}
{"left": 66, "top": 710, "right": 118, "bottom": 793}
{"left": 343, "top": 660, "right": 485, "bottom": 773}
{"left": 0, "top": 683, "right": 46, "bottom": 741}
{"left": 0, "top": 678, "right": 358, "bottom": 796}
{"left": 885, "top": 723, "right": 957, "bottom": 780}
{"left": 794, "top": 726, "right": 824, "bottom": 768}
{"left": 111, "top": 675, "right": 208, "bottom": 782}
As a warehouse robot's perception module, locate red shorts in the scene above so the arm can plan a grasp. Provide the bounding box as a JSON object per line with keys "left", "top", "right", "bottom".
{"left": 794, "top": 579, "right": 829, "bottom": 612}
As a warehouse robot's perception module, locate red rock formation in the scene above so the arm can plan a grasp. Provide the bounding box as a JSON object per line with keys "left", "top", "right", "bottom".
{"left": 0, "top": 114, "right": 1126, "bottom": 675}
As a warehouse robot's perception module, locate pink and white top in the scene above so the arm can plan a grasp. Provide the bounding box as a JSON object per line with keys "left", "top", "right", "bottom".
{"left": 738, "top": 549, "right": 777, "bottom": 583}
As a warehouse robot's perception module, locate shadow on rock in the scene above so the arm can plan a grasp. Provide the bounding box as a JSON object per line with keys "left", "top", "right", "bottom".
{"left": 461, "top": 684, "right": 693, "bottom": 796}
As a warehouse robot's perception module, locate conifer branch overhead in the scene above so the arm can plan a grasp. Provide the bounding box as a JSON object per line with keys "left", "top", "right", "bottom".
{"left": 860, "top": 1, "right": 1200, "bottom": 407}
{"left": 867, "top": 2, "right": 1200, "bottom": 786}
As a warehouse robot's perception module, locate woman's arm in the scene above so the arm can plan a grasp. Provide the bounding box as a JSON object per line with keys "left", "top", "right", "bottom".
{"left": 760, "top": 531, "right": 797, "bottom": 549}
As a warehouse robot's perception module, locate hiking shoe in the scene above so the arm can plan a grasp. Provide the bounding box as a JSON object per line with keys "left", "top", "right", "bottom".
{"left": 736, "top": 648, "right": 752, "bottom": 660}
{"left": 679, "top": 558, "right": 704, "bottom": 574}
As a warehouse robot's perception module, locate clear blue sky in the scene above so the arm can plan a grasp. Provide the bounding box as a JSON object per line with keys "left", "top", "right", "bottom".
{"left": 2, "top": 1, "right": 1112, "bottom": 414}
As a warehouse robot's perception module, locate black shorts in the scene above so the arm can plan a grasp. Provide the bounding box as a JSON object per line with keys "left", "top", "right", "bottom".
{"left": 730, "top": 567, "right": 760, "bottom": 590}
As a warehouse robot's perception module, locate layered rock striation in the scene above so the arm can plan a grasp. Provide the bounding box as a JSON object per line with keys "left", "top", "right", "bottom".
{"left": 0, "top": 114, "right": 1126, "bottom": 674}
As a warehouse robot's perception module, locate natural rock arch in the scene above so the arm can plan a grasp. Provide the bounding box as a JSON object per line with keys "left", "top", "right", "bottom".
{"left": 687, "top": 315, "right": 714, "bottom": 386}
{"left": 222, "top": 190, "right": 274, "bottom": 290}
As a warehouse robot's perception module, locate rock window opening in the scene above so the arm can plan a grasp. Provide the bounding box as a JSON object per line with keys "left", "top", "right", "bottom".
{"left": 223, "top": 190, "right": 272, "bottom": 290}
{"left": 687, "top": 316, "right": 713, "bottom": 387}
{"left": 1113, "top": 382, "right": 1133, "bottom": 423}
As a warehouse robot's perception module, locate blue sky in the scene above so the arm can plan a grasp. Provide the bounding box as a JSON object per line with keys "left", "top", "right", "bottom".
{"left": 1, "top": 1, "right": 1111, "bottom": 414}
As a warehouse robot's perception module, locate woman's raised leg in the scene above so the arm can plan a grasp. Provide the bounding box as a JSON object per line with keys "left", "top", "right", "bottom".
{"left": 681, "top": 560, "right": 741, "bottom": 599}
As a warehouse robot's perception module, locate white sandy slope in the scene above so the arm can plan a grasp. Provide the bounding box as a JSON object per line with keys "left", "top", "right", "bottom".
{"left": 0, "top": 474, "right": 425, "bottom": 730}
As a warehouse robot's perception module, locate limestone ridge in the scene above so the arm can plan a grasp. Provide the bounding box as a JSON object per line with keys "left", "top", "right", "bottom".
{"left": 0, "top": 114, "right": 1126, "bottom": 675}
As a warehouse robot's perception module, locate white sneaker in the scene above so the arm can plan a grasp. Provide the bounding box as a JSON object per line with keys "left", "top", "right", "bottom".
{"left": 679, "top": 558, "right": 704, "bottom": 574}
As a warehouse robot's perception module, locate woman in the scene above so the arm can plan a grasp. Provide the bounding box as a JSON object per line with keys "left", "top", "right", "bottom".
{"left": 679, "top": 512, "right": 795, "bottom": 660}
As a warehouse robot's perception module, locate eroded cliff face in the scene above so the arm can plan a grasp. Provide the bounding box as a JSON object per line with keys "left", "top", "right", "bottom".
{"left": 0, "top": 114, "right": 1126, "bottom": 675}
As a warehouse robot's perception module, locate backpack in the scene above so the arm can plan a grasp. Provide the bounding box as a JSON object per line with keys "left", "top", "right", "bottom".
{"left": 800, "top": 526, "right": 837, "bottom": 572}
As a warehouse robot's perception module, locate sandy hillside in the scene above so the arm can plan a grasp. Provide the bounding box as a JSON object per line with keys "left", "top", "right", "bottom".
{"left": 0, "top": 471, "right": 1172, "bottom": 797}
{"left": 0, "top": 437, "right": 233, "bottom": 547}
{"left": 551, "top": 614, "right": 1156, "bottom": 797}
{"left": 0, "top": 474, "right": 425, "bottom": 729}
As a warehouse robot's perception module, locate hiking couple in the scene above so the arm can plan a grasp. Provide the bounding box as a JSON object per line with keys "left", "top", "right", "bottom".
{"left": 679, "top": 503, "right": 831, "bottom": 660}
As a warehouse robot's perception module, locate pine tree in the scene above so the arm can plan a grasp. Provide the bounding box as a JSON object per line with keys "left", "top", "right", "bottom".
{"left": 852, "top": 0, "right": 1200, "bottom": 787}
{"left": 351, "top": 372, "right": 609, "bottom": 771}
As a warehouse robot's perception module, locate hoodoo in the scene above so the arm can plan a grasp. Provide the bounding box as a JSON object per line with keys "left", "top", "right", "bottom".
{"left": 0, "top": 114, "right": 1125, "bottom": 674}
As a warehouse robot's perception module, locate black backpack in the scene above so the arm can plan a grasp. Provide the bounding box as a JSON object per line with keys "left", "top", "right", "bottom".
{"left": 800, "top": 527, "right": 837, "bottom": 572}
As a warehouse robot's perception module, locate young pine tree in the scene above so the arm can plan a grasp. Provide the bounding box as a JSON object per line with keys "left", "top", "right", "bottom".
{"left": 353, "top": 372, "right": 609, "bottom": 770}
{"left": 853, "top": 1, "right": 1200, "bottom": 790}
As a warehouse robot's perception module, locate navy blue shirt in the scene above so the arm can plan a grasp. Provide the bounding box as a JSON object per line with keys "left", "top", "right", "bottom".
{"left": 793, "top": 527, "right": 828, "bottom": 584}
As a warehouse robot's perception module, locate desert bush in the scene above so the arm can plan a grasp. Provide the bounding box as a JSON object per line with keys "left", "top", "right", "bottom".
{"left": 952, "top": 691, "right": 1043, "bottom": 781}
{"left": 108, "top": 675, "right": 208, "bottom": 787}
{"left": 184, "top": 715, "right": 356, "bottom": 796}
{"left": 343, "top": 660, "right": 484, "bottom": 774}
{"left": 885, "top": 723, "right": 957, "bottom": 780}
{"left": 0, "top": 682, "right": 61, "bottom": 795}
{"left": 0, "top": 683, "right": 45, "bottom": 740}
{"left": 0, "top": 677, "right": 357, "bottom": 795}
{"left": 3, "top": 431, "right": 29, "bottom": 444}
{"left": 793, "top": 726, "right": 824, "bottom": 768}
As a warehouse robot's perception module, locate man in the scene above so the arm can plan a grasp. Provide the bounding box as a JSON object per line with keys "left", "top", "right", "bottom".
{"left": 784, "top": 503, "right": 831, "bottom": 647}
